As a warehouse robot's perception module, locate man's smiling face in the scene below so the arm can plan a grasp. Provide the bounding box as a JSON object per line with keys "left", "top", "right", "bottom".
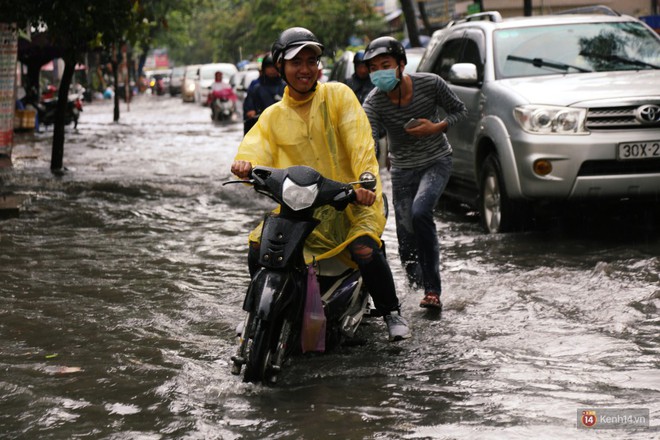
{"left": 283, "top": 47, "right": 320, "bottom": 99}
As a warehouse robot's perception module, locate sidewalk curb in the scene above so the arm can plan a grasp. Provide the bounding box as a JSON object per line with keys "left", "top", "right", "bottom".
{"left": 0, "top": 154, "right": 29, "bottom": 219}
{"left": 0, "top": 193, "right": 27, "bottom": 219}
{"left": 0, "top": 154, "right": 11, "bottom": 169}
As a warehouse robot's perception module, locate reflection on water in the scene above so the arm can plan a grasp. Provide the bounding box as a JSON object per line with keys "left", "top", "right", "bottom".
{"left": 1, "top": 97, "right": 658, "bottom": 439}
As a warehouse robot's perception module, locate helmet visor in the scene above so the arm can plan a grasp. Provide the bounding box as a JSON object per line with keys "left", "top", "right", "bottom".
{"left": 284, "top": 42, "right": 323, "bottom": 60}
{"left": 363, "top": 46, "right": 393, "bottom": 62}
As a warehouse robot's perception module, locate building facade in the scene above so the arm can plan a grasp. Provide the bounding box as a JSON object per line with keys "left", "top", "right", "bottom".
{"left": 378, "top": 0, "right": 658, "bottom": 33}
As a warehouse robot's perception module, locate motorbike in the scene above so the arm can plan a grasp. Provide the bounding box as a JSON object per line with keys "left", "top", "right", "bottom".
{"left": 225, "top": 165, "right": 378, "bottom": 385}
{"left": 209, "top": 88, "right": 237, "bottom": 121}
{"left": 33, "top": 86, "right": 84, "bottom": 129}
{"left": 149, "top": 74, "right": 166, "bottom": 96}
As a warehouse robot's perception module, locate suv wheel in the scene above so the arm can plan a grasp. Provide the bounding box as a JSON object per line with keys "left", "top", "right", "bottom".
{"left": 479, "top": 153, "right": 529, "bottom": 233}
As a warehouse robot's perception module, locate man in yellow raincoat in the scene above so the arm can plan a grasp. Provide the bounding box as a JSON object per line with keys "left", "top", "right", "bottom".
{"left": 231, "top": 27, "right": 411, "bottom": 342}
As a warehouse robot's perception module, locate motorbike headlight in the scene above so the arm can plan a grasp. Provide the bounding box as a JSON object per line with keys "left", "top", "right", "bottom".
{"left": 282, "top": 177, "right": 318, "bottom": 211}
{"left": 186, "top": 83, "right": 195, "bottom": 92}
{"left": 514, "top": 105, "right": 588, "bottom": 134}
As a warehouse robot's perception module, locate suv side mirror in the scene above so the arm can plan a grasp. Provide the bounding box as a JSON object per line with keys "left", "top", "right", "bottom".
{"left": 448, "top": 63, "right": 478, "bottom": 86}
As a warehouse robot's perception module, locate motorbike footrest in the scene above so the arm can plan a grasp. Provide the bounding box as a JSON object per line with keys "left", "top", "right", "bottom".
{"left": 231, "top": 355, "right": 246, "bottom": 365}
{"left": 363, "top": 308, "right": 384, "bottom": 318}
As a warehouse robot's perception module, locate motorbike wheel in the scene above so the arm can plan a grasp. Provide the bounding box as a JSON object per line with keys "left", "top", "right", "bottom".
{"left": 243, "top": 316, "right": 278, "bottom": 385}
{"left": 211, "top": 106, "right": 221, "bottom": 122}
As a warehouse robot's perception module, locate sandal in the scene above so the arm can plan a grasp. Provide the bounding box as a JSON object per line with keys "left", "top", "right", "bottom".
{"left": 420, "top": 291, "right": 442, "bottom": 309}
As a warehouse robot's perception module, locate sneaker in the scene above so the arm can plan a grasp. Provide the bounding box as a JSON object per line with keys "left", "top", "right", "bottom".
{"left": 384, "top": 314, "right": 411, "bottom": 342}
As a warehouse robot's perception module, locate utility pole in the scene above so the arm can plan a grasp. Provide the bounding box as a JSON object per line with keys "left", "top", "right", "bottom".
{"left": 400, "top": 0, "right": 422, "bottom": 47}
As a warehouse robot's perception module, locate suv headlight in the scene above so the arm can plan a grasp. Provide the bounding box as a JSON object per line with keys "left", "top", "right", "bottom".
{"left": 514, "top": 105, "right": 588, "bottom": 134}
{"left": 282, "top": 177, "right": 318, "bottom": 211}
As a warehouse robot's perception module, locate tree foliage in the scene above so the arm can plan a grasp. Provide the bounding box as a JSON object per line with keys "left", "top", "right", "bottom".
{"left": 157, "top": 0, "right": 385, "bottom": 65}
{"left": 0, "top": 0, "right": 387, "bottom": 170}
{"left": 1, "top": 0, "right": 166, "bottom": 170}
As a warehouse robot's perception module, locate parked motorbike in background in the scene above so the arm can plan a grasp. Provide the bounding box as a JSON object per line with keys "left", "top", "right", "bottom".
{"left": 22, "top": 84, "right": 84, "bottom": 130}
{"left": 225, "top": 165, "right": 379, "bottom": 385}
{"left": 208, "top": 88, "right": 237, "bottom": 121}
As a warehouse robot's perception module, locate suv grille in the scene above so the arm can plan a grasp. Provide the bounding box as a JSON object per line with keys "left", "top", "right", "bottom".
{"left": 586, "top": 104, "right": 660, "bottom": 130}
{"left": 578, "top": 159, "right": 660, "bottom": 176}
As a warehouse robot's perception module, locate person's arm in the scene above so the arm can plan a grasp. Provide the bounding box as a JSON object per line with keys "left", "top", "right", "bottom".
{"left": 362, "top": 96, "right": 387, "bottom": 158}
{"left": 231, "top": 160, "right": 252, "bottom": 179}
{"left": 435, "top": 75, "right": 468, "bottom": 128}
{"left": 405, "top": 76, "right": 467, "bottom": 137}
{"left": 335, "top": 85, "right": 381, "bottom": 200}
{"left": 233, "top": 110, "right": 274, "bottom": 175}
{"left": 243, "top": 85, "right": 259, "bottom": 118}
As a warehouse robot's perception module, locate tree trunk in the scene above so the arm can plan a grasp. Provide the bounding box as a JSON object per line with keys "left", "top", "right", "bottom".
{"left": 401, "top": 0, "right": 422, "bottom": 47}
{"left": 24, "top": 64, "right": 41, "bottom": 104}
{"left": 417, "top": 1, "right": 432, "bottom": 35}
{"left": 112, "top": 44, "right": 120, "bottom": 122}
{"left": 50, "top": 55, "right": 76, "bottom": 172}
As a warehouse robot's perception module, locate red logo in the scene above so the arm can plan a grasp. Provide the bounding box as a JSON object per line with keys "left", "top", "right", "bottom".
{"left": 581, "top": 410, "right": 597, "bottom": 428}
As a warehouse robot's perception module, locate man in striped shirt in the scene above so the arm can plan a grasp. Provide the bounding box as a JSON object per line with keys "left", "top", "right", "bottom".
{"left": 362, "top": 37, "right": 467, "bottom": 311}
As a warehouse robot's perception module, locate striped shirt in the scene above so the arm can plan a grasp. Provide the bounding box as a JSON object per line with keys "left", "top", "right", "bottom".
{"left": 363, "top": 72, "right": 467, "bottom": 169}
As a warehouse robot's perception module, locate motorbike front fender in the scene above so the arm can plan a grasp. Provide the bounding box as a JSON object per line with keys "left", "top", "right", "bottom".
{"left": 244, "top": 269, "right": 294, "bottom": 322}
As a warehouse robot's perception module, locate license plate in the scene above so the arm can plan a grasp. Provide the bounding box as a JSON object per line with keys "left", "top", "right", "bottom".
{"left": 617, "top": 141, "right": 660, "bottom": 160}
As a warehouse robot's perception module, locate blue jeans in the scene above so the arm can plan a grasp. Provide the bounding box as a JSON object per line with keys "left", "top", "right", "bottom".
{"left": 390, "top": 156, "right": 452, "bottom": 293}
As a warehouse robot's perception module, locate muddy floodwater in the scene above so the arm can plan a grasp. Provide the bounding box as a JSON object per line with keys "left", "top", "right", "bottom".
{"left": 1, "top": 96, "right": 658, "bottom": 439}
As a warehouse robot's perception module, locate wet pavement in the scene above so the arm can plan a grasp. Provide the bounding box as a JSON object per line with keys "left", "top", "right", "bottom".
{"left": 1, "top": 95, "right": 659, "bottom": 439}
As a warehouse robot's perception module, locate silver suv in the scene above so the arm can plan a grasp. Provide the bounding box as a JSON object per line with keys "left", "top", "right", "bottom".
{"left": 417, "top": 8, "right": 660, "bottom": 233}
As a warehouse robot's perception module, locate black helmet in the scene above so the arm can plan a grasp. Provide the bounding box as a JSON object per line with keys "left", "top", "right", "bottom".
{"left": 261, "top": 54, "right": 275, "bottom": 70}
{"left": 271, "top": 27, "right": 324, "bottom": 64}
{"left": 363, "top": 37, "right": 407, "bottom": 65}
{"left": 353, "top": 50, "right": 366, "bottom": 66}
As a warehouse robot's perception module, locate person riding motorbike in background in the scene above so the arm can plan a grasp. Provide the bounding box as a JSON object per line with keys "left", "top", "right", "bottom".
{"left": 206, "top": 71, "right": 237, "bottom": 106}
{"left": 242, "top": 54, "right": 286, "bottom": 134}
{"left": 231, "top": 27, "right": 411, "bottom": 342}
{"left": 344, "top": 50, "right": 374, "bottom": 105}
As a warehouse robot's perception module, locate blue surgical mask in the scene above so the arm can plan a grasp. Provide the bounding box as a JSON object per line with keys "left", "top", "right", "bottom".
{"left": 370, "top": 68, "right": 399, "bottom": 92}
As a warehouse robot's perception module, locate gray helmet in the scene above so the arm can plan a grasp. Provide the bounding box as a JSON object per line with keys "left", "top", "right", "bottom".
{"left": 271, "top": 27, "right": 324, "bottom": 64}
{"left": 363, "top": 36, "right": 407, "bottom": 65}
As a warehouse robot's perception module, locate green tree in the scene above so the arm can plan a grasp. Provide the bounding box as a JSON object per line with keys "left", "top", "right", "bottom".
{"left": 2, "top": 0, "right": 187, "bottom": 171}
{"left": 152, "top": 0, "right": 384, "bottom": 65}
{"left": 2, "top": 0, "right": 136, "bottom": 171}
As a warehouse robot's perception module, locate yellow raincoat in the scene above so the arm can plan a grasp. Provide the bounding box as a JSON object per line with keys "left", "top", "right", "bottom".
{"left": 234, "top": 82, "right": 386, "bottom": 266}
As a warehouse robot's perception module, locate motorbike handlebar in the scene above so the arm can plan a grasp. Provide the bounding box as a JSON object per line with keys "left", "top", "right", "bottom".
{"left": 224, "top": 165, "right": 376, "bottom": 211}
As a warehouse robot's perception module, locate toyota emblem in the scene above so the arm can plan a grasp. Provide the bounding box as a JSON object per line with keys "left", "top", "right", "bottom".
{"left": 635, "top": 104, "right": 660, "bottom": 124}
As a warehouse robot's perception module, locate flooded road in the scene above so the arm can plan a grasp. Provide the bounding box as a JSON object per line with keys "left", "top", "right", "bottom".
{"left": 1, "top": 95, "right": 658, "bottom": 439}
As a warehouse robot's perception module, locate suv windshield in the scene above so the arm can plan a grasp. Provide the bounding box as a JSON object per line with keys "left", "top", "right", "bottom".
{"left": 494, "top": 22, "right": 660, "bottom": 79}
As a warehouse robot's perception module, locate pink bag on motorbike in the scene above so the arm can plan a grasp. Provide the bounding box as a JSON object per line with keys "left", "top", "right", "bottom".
{"left": 301, "top": 264, "right": 326, "bottom": 353}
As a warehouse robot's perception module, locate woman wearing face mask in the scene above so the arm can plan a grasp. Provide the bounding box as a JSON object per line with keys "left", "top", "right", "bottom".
{"left": 362, "top": 37, "right": 467, "bottom": 312}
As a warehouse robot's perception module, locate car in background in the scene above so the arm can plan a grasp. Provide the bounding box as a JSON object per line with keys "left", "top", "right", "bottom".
{"left": 182, "top": 64, "right": 201, "bottom": 103}
{"left": 230, "top": 69, "right": 260, "bottom": 101}
{"left": 169, "top": 66, "right": 185, "bottom": 96}
{"left": 194, "top": 62, "right": 238, "bottom": 105}
{"left": 404, "top": 47, "right": 426, "bottom": 73}
{"left": 417, "top": 7, "right": 660, "bottom": 233}
{"left": 328, "top": 50, "right": 354, "bottom": 83}
{"left": 328, "top": 45, "right": 426, "bottom": 83}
